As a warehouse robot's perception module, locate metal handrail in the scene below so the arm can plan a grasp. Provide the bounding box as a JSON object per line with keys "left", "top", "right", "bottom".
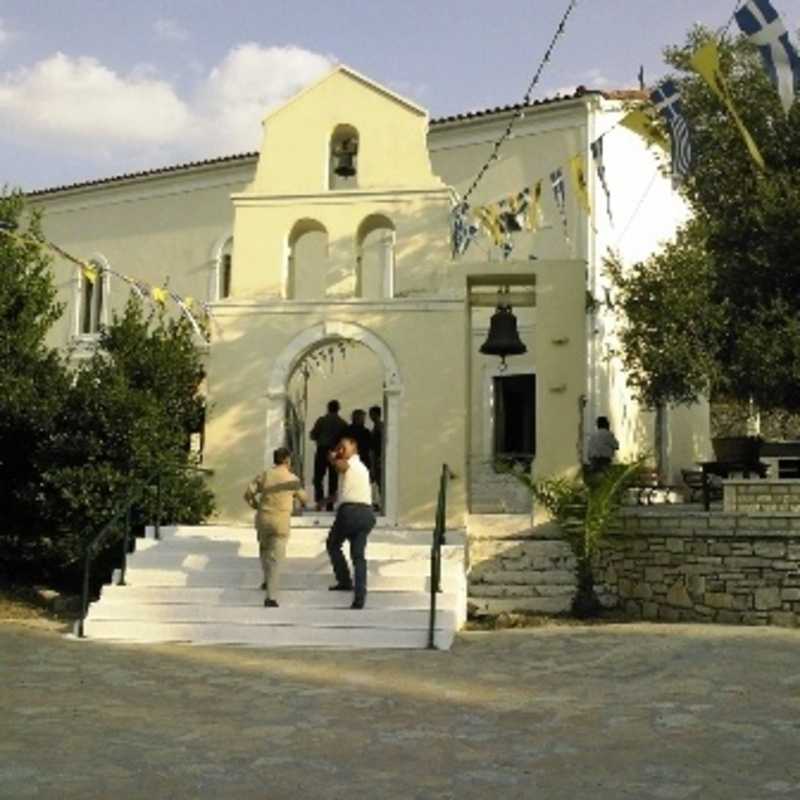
{"left": 74, "top": 461, "right": 214, "bottom": 638}
{"left": 427, "top": 463, "right": 454, "bottom": 650}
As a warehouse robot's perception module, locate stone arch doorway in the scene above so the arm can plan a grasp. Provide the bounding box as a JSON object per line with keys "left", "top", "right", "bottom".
{"left": 265, "top": 320, "right": 403, "bottom": 521}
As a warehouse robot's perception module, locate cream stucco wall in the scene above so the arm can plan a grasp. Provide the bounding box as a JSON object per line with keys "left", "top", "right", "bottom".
{"left": 28, "top": 71, "right": 709, "bottom": 526}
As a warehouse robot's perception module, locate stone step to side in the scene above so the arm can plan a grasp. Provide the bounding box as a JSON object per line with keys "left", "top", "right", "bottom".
{"left": 82, "top": 524, "right": 467, "bottom": 650}
{"left": 82, "top": 620, "right": 456, "bottom": 649}
{"left": 466, "top": 513, "right": 576, "bottom": 617}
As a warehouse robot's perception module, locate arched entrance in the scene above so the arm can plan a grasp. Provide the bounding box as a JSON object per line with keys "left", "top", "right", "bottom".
{"left": 265, "top": 321, "right": 403, "bottom": 521}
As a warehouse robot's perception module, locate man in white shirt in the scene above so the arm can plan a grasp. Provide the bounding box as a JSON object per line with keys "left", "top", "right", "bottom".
{"left": 587, "top": 416, "right": 620, "bottom": 472}
{"left": 325, "top": 431, "right": 376, "bottom": 609}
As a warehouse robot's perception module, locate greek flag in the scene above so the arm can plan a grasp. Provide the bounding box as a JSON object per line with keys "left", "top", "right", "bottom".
{"left": 735, "top": 0, "right": 800, "bottom": 114}
{"left": 650, "top": 80, "right": 692, "bottom": 186}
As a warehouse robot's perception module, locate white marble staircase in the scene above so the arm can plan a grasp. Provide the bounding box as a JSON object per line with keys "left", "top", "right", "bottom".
{"left": 82, "top": 521, "right": 467, "bottom": 649}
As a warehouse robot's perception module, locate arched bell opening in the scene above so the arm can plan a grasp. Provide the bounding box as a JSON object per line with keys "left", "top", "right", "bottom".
{"left": 329, "top": 124, "right": 359, "bottom": 190}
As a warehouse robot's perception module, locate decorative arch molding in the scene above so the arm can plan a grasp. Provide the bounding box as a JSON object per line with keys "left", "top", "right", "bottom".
{"left": 264, "top": 320, "right": 403, "bottom": 521}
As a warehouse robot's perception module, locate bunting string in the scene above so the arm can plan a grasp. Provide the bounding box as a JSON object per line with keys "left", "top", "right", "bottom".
{"left": 0, "top": 225, "right": 211, "bottom": 342}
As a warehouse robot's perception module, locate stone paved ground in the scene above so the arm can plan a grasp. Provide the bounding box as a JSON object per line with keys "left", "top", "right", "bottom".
{"left": 3, "top": 619, "right": 800, "bottom": 799}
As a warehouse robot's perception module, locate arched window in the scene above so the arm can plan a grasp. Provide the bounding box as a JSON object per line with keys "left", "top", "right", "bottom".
{"left": 218, "top": 237, "right": 233, "bottom": 300}
{"left": 287, "top": 219, "right": 329, "bottom": 299}
{"left": 329, "top": 124, "right": 359, "bottom": 190}
{"left": 356, "top": 214, "right": 395, "bottom": 299}
{"left": 79, "top": 259, "right": 107, "bottom": 335}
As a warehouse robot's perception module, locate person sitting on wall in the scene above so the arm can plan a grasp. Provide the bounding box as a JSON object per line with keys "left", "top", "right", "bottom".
{"left": 244, "top": 447, "right": 307, "bottom": 608}
{"left": 587, "top": 416, "right": 620, "bottom": 473}
{"left": 325, "top": 433, "right": 376, "bottom": 610}
{"left": 310, "top": 399, "right": 348, "bottom": 512}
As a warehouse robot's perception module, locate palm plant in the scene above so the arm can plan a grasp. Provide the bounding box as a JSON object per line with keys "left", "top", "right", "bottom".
{"left": 509, "top": 460, "right": 645, "bottom": 617}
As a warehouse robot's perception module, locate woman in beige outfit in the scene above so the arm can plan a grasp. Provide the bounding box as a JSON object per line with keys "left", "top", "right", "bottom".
{"left": 244, "top": 447, "right": 307, "bottom": 607}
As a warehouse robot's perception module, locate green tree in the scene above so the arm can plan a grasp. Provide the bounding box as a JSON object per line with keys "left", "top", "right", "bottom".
{"left": 610, "top": 27, "right": 800, "bottom": 415}
{"left": 0, "top": 191, "right": 70, "bottom": 569}
{"left": 43, "top": 298, "right": 214, "bottom": 570}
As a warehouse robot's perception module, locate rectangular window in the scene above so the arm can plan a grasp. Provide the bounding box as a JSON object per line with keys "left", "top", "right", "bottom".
{"left": 493, "top": 374, "right": 536, "bottom": 464}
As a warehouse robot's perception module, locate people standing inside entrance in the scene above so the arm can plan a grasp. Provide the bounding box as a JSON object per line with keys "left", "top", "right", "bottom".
{"left": 369, "top": 405, "right": 384, "bottom": 512}
{"left": 326, "top": 432, "right": 376, "bottom": 610}
{"left": 587, "top": 416, "right": 619, "bottom": 473}
{"left": 310, "top": 399, "right": 348, "bottom": 511}
{"left": 346, "top": 409, "right": 373, "bottom": 474}
{"left": 244, "top": 447, "right": 307, "bottom": 608}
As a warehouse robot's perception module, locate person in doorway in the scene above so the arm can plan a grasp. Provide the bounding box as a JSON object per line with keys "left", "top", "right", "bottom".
{"left": 325, "top": 432, "right": 376, "bottom": 609}
{"left": 587, "top": 416, "right": 619, "bottom": 473}
{"left": 346, "top": 409, "right": 373, "bottom": 474}
{"left": 310, "top": 399, "right": 347, "bottom": 511}
{"left": 368, "top": 405, "right": 384, "bottom": 511}
{"left": 244, "top": 447, "right": 307, "bottom": 607}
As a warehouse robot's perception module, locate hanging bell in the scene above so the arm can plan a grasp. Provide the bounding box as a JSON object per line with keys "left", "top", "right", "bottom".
{"left": 333, "top": 139, "right": 357, "bottom": 177}
{"left": 480, "top": 304, "right": 527, "bottom": 366}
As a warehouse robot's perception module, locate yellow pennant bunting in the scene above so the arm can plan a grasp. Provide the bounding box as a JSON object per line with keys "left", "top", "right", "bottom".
{"left": 475, "top": 206, "right": 504, "bottom": 246}
{"left": 569, "top": 154, "right": 592, "bottom": 217}
{"left": 527, "top": 180, "right": 544, "bottom": 231}
{"left": 619, "top": 109, "right": 670, "bottom": 152}
{"left": 81, "top": 261, "right": 98, "bottom": 285}
{"left": 690, "top": 40, "right": 765, "bottom": 171}
{"left": 151, "top": 286, "right": 168, "bottom": 306}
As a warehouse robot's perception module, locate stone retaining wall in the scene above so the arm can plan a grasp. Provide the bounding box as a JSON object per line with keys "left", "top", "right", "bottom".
{"left": 466, "top": 514, "right": 576, "bottom": 616}
{"left": 724, "top": 480, "right": 800, "bottom": 514}
{"left": 595, "top": 510, "right": 800, "bottom": 628}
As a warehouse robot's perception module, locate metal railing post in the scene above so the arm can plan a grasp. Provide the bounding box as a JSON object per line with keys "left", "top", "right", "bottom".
{"left": 154, "top": 472, "right": 162, "bottom": 540}
{"left": 76, "top": 546, "right": 91, "bottom": 638}
{"left": 117, "top": 504, "right": 132, "bottom": 586}
{"left": 427, "top": 464, "right": 450, "bottom": 650}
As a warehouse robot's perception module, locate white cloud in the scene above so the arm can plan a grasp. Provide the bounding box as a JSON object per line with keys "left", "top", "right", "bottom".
{"left": 0, "top": 44, "right": 334, "bottom": 168}
{"left": 153, "top": 18, "right": 190, "bottom": 42}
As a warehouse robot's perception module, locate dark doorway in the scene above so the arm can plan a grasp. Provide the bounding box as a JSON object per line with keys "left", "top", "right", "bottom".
{"left": 494, "top": 374, "right": 536, "bottom": 465}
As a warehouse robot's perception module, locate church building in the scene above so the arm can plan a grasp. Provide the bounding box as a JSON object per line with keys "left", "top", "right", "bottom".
{"left": 30, "top": 65, "right": 711, "bottom": 528}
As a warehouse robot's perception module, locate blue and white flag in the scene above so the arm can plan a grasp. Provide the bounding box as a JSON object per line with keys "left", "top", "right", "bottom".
{"left": 735, "top": 0, "right": 800, "bottom": 115}
{"left": 451, "top": 204, "right": 478, "bottom": 258}
{"left": 590, "top": 135, "right": 613, "bottom": 225}
{"left": 650, "top": 80, "right": 693, "bottom": 186}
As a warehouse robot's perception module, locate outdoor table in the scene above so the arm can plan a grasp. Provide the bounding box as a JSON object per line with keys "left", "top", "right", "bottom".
{"left": 698, "top": 461, "right": 769, "bottom": 511}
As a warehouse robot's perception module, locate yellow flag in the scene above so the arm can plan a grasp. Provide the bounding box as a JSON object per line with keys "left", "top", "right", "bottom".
{"left": 569, "top": 154, "right": 592, "bottom": 217}
{"left": 526, "top": 180, "right": 544, "bottom": 232}
{"left": 620, "top": 109, "right": 670, "bottom": 152}
{"left": 475, "top": 206, "right": 504, "bottom": 246}
{"left": 81, "top": 261, "right": 98, "bottom": 285}
{"left": 690, "top": 40, "right": 765, "bottom": 171}
{"left": 151, "top": 286, "right": 168, "bottom": 306}
{"left": 184, "top": 296, "right": 194, "bottom": 310}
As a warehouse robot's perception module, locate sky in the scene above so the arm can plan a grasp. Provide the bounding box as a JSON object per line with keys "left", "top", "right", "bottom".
{"left": 0, "top": 0, "right": 788, "bottom": 192}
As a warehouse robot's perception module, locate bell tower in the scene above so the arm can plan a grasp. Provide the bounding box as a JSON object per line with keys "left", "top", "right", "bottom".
{"left": 229, "top": 65, "right": 452, "bottom": 300}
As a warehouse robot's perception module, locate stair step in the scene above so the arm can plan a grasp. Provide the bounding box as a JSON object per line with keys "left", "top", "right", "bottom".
{"left": 82, "top": 620, "right": 455, "bottom": 649}
{"left": 114, "top": 568, "right": 465, "bottom": 592}
{"left": 153, "top": 524, "right": 466, "bottom": 547}
{"left": 87, "top": 604, "right": 456, "bottom": 627}
{"left": 123, "top": 553, "right": 463, "bottom": 578}
{"left": 98, "top": 586, "right": 460, "bottom": 609}
{"left": 134, "top": 537, "right": 465, "bottom": 561}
